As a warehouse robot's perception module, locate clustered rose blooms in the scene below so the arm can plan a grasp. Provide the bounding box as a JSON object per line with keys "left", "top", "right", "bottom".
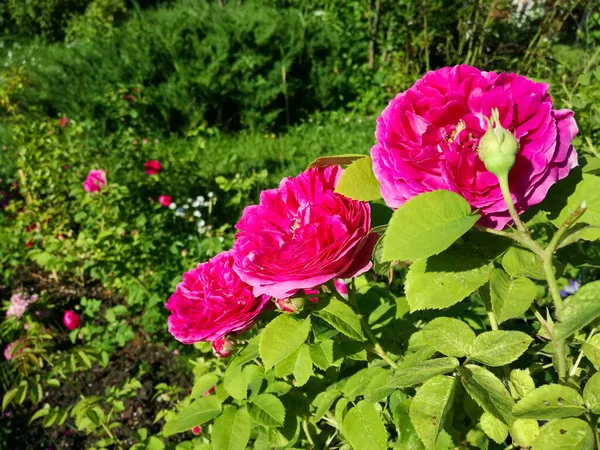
{"left": 159, "top": 195, "right": 171, "bottom": 207}
{"left": 63, "top": 310, "right": 81, "bottom": 330}
{"left": 166, "top": 167, "right": 375, "bottom": 349}
{"left": 144, "top": 160, "right": 162, "bottom": 175}
{"left": 7, "top": 291, "right": 38, "bottom": 318}
{"left": 166, "top": 251, "right": 271, "bottom": 344}
{"left": 233, "top": 166, "right": 377, "bottom": 298}
{"left": 83, "top": 169, "right": 107, "bottom": 193}
{"left": 371, "top": 64, "right": 578, "bottom": 229}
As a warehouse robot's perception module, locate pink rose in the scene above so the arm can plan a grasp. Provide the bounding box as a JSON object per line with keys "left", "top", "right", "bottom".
{"left": 59, "top": 117, "right": 69, "bottom": 128}
{"left": 371, "top": 65, "right": 578, "bottom": 229}
{"left": 82, "top": 170, "right": 107, "bottom": 193}
{"left": 233, "top": 166, "right": 377, "bottom": 299}
{"left": 212, "top": 336, "right": 235, "bottom": 358}
{"left": 166, "top": 251, "right": 271, "bottom": 344}
{"left": 63, "top": 310, "right": 80, "bottom": 330}
{"left": 192, "top": 426, "right": 202, "bottom": 435}
{"left": 144, "top": 160, "right": 161, "bottom": 175}
{"left": 159, "top": 195, "right": 171, "bottom": 207}
{"left": 4, "top": 341, "right": 23, "bottom": 360}
{"left": 7, "top": 291, "right": 38, "bottom": 318}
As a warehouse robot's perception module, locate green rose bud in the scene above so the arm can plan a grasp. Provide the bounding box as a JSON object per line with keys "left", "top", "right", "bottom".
{"left": 478, "top": 108, "right": 519, "bottom": 178}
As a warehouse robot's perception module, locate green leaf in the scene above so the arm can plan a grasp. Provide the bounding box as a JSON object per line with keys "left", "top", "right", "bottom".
{"left": 405, "top": 247, "right": 494, "bottom": 311}
{"left": 509, "top": 369, "right": 536, "bottom": 399}
{"left": 2, "top": 388, "right": 18, "bottom": 412}
{"left": 423, "top": 317, "right": 476, "bottom": 357}
{"left": 146, "top": 436, "right": 165, "bottom": 450}
{"left": 389, "top": 358, "right": 459, "bottom": 389}
{"left": 46, "top": 378, "right": 60, "bottom": 388}
{"left": 307, "top": 154, "right": 366, "bottom": 170}
{"left": 531, "top": 418, "right": 594, "bottom": 450}
{"left": 29, "top": 404, "right": 51, "bottom": 424}
{"left": 249, "top": 394, "right": 286, "bottom": 427}
{"left": 549, "top": 173, "right": 600, "bottom": 242}
{"left": 334, "top": 155, "right": 382, "bottom": 201}
{"left": 502, "top": 246, "right": 545, "bottom": 280}
{"left": 343, "top": 400, "right": 388, "bottom": 450}
{"left": 342, "top": 367, "right": 388, "bottom": 400}
{"left": 469, "top": 331, "right": 532, "bottom": 367}
{"left": 259, "top": 315, "right": 311, "bottom": 370}
{"left": 309, "top": 340, "right": 336, "bottom": 371}
{"left": 513, "top": 384, "right": 584, "bottom": 419}
{"left": 409, "top": 375, "right": 456, "bottom": 450}
{"left": 364, "top": 369, "right": 394, "bottom": 403}
{"left": 480, "top": 411, "right": 508, "bottom": 444}
{"left": 311, "top": 389, "right": 341, "bottom": 423}
{"left": 163, "top": 396, "right": 222, "bottom": 437}
{"left": 382, "top": 190, "right": 479, "bottom": 262}
{"left": 509, "top": 419, "right": 539, "bottom": 448}
{"left": 554, "top": 281, "right": 600, "bottom": 341}
{"left": 458, "top": 365, "right": 515, "bottom": 426}
{"left": 393, "top": 400, "right": 426, "bottom": 450}
{"left": 372, "top": 235, "right": 391, "bottom": 276}
{"left": 44, "top": 407, "right": 59, "bottom": 428}
{"left": 314, "top": 298, "right": 365, "bottom": 341}
{"left": 229, "top": 336, "right": 260, "bottom": 370}
{"left": 583, "top": 372, "right": 600, "bottom": 414}
{"left": 191, "top": 374, "right": 219, "bottom": 399}
{"left": 77, "top": 350, "right": 92, "bottom": 369}
{"left": 583, "top": 334, "right": 600, "bottom": 367}
{"left": 489, "top": 269, "right": 537, "bottom": 323}
{"left": 276, "top": 344, "right": 312, "bottom": 386}
{"left": 212, "top": 406, "right": 252, "bottom": 450}
{"left": 223, "top": 364, "right": 247, "bottom": 400}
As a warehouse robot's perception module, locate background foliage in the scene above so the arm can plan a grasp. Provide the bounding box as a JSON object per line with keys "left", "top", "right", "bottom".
{"left": 0, "top": 0, "right": 599, "bottom": 449}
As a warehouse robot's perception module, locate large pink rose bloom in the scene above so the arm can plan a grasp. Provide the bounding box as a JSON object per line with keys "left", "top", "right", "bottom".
{"left": 233, "top": 166, "right": 377, "bottom": 299}
{"left": 371, "top": 65, "right": 578, "bottom": 229}
{"left": 166, "top": 251, "right": 271, "bottom": 344}
{"left": 83, "top": 170, "right": 107, "bottom": 193}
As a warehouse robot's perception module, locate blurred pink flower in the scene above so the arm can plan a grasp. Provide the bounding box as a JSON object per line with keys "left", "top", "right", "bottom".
{"left": 192, "top": 426, "right": 202, "bottom": 435}
{"left": 59, "top": 117, "right": 69, "bottom": 128}
{"left": 83, "top": 170, "right": 107, "bottom": 193}
{"left": 233, "top": 166, "right": 376, "bottom": 299}
{"left": 159, "top": 195, "right": 171, "bottom": 207}
{"left": 144, "top": 160, "right": 161, "bottom": 175}
{"left": 4, "top": 341, "right": 23, "bottom": 360}
{"left": 7, "top": 291, "right": 38, "bottom": 318}
{"left": 63, "top": 310, "right": 80, "bottom": 330}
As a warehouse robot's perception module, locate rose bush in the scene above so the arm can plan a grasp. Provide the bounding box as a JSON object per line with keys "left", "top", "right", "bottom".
{"left": 371, "top": 65, "right": 578, "bottom": 229}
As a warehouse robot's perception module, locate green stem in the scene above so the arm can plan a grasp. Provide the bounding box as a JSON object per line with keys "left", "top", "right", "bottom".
{"left": 302, "top": 420, "right": 315, "bottom": 447}
{"left": 543, "top": 201, "right": 587, "bottom": 319}
{"left": 571, "top": 329, "right": 597, "bottom": 378}
{"left": 333, "top": 281, "right": 398, "bottom": 369}
{"left": 498, "top": 176, "right": 527, "bottom": 233}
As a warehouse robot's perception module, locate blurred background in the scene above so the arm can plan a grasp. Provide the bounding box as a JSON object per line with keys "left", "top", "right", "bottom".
{"left": 0, "top": 0, "right": 598, "bottom": 448}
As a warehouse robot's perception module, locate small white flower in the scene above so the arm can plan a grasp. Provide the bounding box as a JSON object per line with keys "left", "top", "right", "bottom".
{"left": 183, "top": 204, "right": 189, "bottom": 209}
{"left": 187, "top": 198, "right": 193, "bottom": 203}
{"left": 191, "top": 200, "right": 200, "bottom": 208}
{"left": 197, "top": 195, "right": 205, "bottom": 202}
{"left": 193, "top": 210, "right": 201, "bottom": 218}
{"left": 218, "top": 237, "right": 224, "bottom": 243}
{"left": 169, "top": 203, "right": 177, "bottom": 210}
{"left": 198, "top": 219, "right": 206, "bottom": 227}
{"left": 207, "top": 192, "right": 214, "bottom": 198}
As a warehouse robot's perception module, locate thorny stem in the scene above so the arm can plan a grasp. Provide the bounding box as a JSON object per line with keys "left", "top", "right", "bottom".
{"left": 329, "top": 280, "right": 398, "bottom": 369}
{"left": 498, "top": 187, "right": 588, "bottom": 384}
